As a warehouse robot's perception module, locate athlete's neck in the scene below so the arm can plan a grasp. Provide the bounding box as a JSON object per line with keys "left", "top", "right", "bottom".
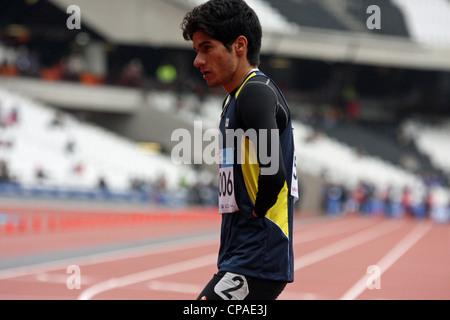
{"left": 225, "top": 66, "right": 259, "bottom": 94}
{"left": 247, "top": 68, "right": 259, "bottom": 75}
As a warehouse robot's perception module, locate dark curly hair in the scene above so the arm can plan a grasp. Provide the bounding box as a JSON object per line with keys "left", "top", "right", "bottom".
{"left": 181, "top": 0, "right": 262, "bottom": 66}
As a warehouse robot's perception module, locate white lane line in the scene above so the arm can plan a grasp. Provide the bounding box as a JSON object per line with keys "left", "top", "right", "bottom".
{"left": 34, "top": 272, "right": 99, "bottom": 285}
{"left": 148, "top": 280, "right": 204, "bottom": 294}
{"left": 0, "top": 216, "right": 348, "bottom": 282}
{"left": 0, "top": 216, "right": 337, "bottom": 280}
{"left": 339, "top": 222, "right": 432, "bottom": 300}
{"left": 294, "top": 220, "right": 404, "bottom": 271}
{"left": 294, "top": 217, "right": 375, "bottom": 245}
{"left": 75, "top": 217, "right": 362, "bottom": 300}
{"left": 0, "top": 232, "right": 218, "bottom": 280}
{"left": 2, "top": 215, "right": 387, "bottom": 300}
{"left": 4, "top": 216, "right": 381, "bottom": 299}
{"left": 78, "top": 252, "right": 217, "bottom": 300}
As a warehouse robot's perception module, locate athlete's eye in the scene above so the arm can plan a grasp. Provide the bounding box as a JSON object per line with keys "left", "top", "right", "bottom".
{"left": 203, "top": 46, "right": 212, "bottom": 52}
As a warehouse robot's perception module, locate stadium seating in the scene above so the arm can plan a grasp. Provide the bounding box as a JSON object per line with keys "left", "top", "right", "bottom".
{"left": 1, "top": 0, "right": 449, "bottom": 216}
{"left": 1, "top": 82, "right": 448, "bottom": 219}
{"left": 0, "top": 88, "right": 205, "bottom": 204}
{"left": 263, "top": 0, "right": 349, "bottom": 32}
{"left": 402, "top": 119, "right": 450, "bottom": 175}
{"left": 392, "top": 0, "right": 450, "bottom": 48}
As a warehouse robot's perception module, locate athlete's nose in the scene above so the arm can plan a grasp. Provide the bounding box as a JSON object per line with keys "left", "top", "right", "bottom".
{"left": 193, "top": 52, "right": 205, "bottom": 68}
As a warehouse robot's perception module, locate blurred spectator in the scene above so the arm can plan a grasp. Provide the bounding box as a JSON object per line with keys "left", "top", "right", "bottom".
{"left": 156, "top": 63, "right": 178, "bottom": 85}
{"left": 425, "top": 188, "right": 434, "bottom": 217}
{"left": 118, "top": 58, "right": 144, "bottom": 87}
{"left": 8, "top": 106, "right": 19, "bottom": 126}
{"left": 48, "top": 110, "right": 65, "bottom": 128}
{"left": 401, "top": 186, "right": 413, "bottom": 217}
{"left": 73, "top": 161, "right": 85, "bottom": 176}
{"left": 130, "top": 177, "right": 147, "bottom": 193}
{"left": 322, "top": 106, "right": 338, "bottom": 128}
{"left": 97, "top": 176, "right": 108, "bottom": 191}
{"left": 388, "top": 187, "right": 405, "bottom": 218}
{"left": 188, "top": 182, "right": 202, "bottom": 205}
{"left": 0, "top": 44, "right": 19, "bottom": 76}
{"left": 351, "top": 182, "right": 366, "bottom": 213}
{"left": 400, "top": 152, "right": 420, "bottom": 172}
{"left": 188, "top": 181, "right": 218, "bottom": 206}
{"left": 156, "top": 173, "right": 167, "bottom": 191}
{"left": 40, "top": 60, "right": 66, "bottom": 81}
{"left": 381, "top": 185, "right": 393, "bottom": 216}
{"left": 65, "top": 52, "right": 87, "bottom": 81}
{"left": 151, "top": 173, "right": 168, "bottom": 204}
{"left": 305, "top": 130, "right": 322, "bottom": 143}
{"left": 0, "top": 105, "right": 19, "bottom": 127}
{"left": 370, "top": 186, "right": 387, "bottom": 216}
{"left": 396, "top": 126, "right": 411, "bottom": 147}
{"left": 346, "top": 100, "right": 361, "bottom": 122}
{"left": 35, "top": 165, "right": 48, "bottom": 183}
{"left": 64, "top": 138, "right": 76, "bottom": 155}
{"left": 340, "top": 84, "right": 360, "bottom": 121}
{"left": 0, "top": 138, "right": 13, "bottom": 149}
{"left": 0, "top": 159, "right": 11, "bottom": 182}
{"left": 323, "top": 181, "right": 346, "bottom": 215}
{"left": 16, "top": 45, "right": 31, "bottom": 74}
{"left": 361, "top": 183, "right": 375, "bottom": 214}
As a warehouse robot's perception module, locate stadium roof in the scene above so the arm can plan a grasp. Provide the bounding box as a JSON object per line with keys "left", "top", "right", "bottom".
{"left": 2, "top": 0, "right": 450, "bottom": 71}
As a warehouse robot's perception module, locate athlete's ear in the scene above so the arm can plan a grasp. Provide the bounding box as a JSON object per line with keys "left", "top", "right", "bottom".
{"left": 234, "top": 36, "right": 248, "bottom": 57}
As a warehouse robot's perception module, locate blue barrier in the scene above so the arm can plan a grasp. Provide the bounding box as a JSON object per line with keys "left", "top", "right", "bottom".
{"left": 389, "top": 202, "right": 404, "bottom": 218}
{"left": 412, "top": 204, "right": 427, "bottom": 219}
{"left": 326, "top": 198, "right": 341, "bottom": 215}
{"left": 0, "top": 182, "right": 153, "bottom": 204}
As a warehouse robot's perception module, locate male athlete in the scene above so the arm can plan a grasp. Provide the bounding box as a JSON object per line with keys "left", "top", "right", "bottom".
{"left": 181, "top": 0, "right": 298, "bottom": 300}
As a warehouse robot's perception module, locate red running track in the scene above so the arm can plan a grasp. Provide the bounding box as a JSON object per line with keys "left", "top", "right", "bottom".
{"left": 0, "top": 200, "right": 449, "bottom": 300}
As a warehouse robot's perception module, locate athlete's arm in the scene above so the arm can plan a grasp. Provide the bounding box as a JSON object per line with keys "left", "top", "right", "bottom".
{"left": 237, "top": 81, "right": 287, "bottom": 218}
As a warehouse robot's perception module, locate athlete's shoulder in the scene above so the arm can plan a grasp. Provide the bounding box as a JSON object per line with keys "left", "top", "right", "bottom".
{"left": 247, "top": 73, "right": 271, "bottom": 85}
{"left": 239, "top": 74, "right": 277, "bottom": 99}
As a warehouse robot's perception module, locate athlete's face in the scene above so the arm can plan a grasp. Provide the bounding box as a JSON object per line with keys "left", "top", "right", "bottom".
{"left": 192, "top": 31, "right": 239, "bottom": 93}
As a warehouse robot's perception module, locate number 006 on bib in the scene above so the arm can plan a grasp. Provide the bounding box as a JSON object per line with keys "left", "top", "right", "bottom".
{"left": 218, "top": 148, "right": 239, "bottom": 214}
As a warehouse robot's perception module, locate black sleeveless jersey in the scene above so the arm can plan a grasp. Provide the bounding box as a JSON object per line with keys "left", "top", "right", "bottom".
{"left": 217, "top": 70, "right": 298, "bottom": 282}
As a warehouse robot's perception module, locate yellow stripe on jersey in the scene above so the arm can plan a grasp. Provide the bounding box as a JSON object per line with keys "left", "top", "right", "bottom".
{"left": 241, "top": 137, "right": 259, "bottom": 204}
{"left": 266, "top": 182, "right": 289, "bottom": 238}
{"left": 241, "top": 137, "right": 289, "bottom": 239}
{"left": 236, "top": 72, "right": 257, "bottom": 98}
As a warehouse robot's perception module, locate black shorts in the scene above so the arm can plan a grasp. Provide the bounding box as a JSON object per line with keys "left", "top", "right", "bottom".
{"left": 197, "top": 272, "right": 287, "bottom": 300}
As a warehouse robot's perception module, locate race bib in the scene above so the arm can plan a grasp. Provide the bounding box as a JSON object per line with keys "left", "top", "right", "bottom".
{"left": 218, "top": 148, "right": 238, "bottom": 214}
{"left": 214, "top": 272, "right": 249, "bottom": 300}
